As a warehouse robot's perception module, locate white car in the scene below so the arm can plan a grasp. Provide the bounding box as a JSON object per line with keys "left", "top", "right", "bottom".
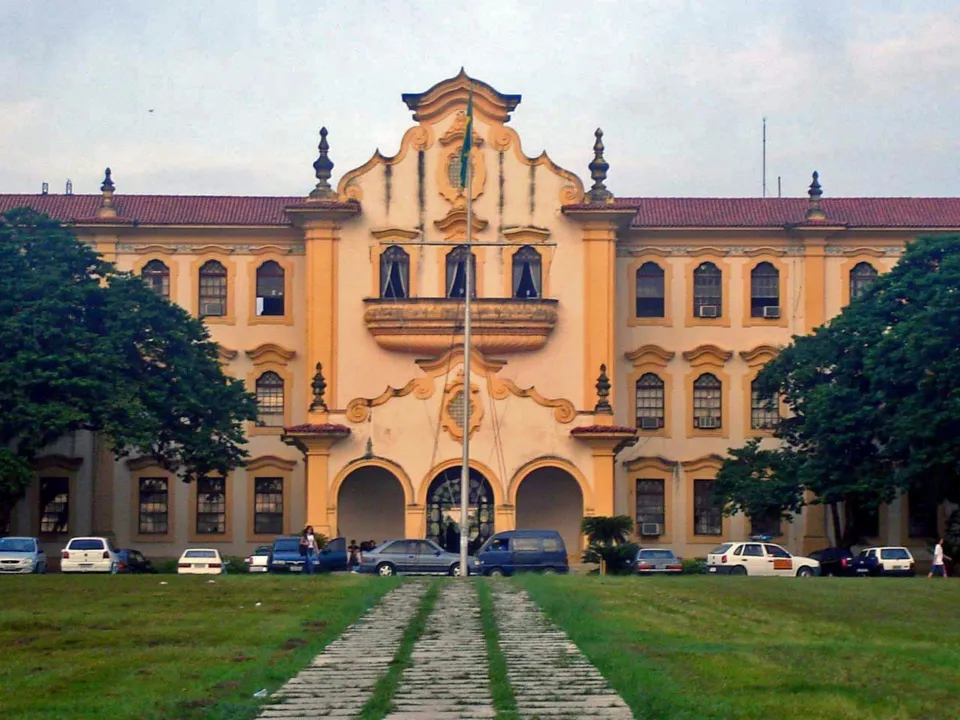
{"left": 858, "top": 546, "right": 916, "bottom": 576}
{"left": 0, "top": 536, "right": 46, "bottom": 574}
{"left": 245, "top": 544, "right": 271, "bottom": 573}
{"left": 61, "top": 537, "right": 119, "bottom": 574}
{"left": 707, "top": 540, "right": 820, "bottom": 577}
{"left": 177, "top": 548, "right": 226, "bottom": 575}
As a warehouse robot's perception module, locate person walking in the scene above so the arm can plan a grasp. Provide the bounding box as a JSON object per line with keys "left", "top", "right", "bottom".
{"left": 301, "top": 525, "right": 320, "bottom": 575}
{"left": 348, "top": 539, "right": 363, "bottom": 571}
{"left": 928, "top": 538, "right": 952, "bottom": 579}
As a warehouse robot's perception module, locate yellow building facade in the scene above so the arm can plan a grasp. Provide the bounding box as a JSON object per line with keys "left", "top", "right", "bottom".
{"left": 4, "top": 71, "right": 959, "bottom": 560}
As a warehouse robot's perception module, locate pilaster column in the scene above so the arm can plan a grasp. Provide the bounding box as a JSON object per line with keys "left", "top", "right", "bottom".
{"left": 405, "top": 504, "right": 426, "bottom": 538}
{"left": 282, "top": 423, "right": 351, "bottom": 539}
{"left": 803, "top": 237, "right": 827, "bottom": 332}
{"left": 570, "top": 425, "right": 638, "bottom": 518}
{"left": 495, "top": 504, "right": 516, "bottom": 533}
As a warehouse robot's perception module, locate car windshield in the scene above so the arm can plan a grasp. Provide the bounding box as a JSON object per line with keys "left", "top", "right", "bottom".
{"left": 0, "top": 538, "right": 34, "bottom": 553}
{"left": 184, "top": 550, "right": 217, "bottom": 559}
{"left": 881, "top": 548, "right": 910, "bottom": 560}
{"left": 68, "top": 539, "right": 105, "bottom": 551}
{"left": 274, "top": 539, "right": 300, "bottom": 552}
{"left": 254, "top": 546, "right": 271, "bottom": 556}
{"left": 640, "top": 550, "right": 675, "bottom": 559}
{"left": 709, "top": 544, "right": 733, "bottom": 555}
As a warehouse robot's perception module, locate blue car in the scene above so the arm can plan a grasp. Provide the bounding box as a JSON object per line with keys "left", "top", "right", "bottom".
{"left": 269, "top": 536, "right": 348, "bottom": 573}
{"left": 475, "top": 530, "right": 569, "bottom": 577}
{"left": 356, "top": 539, "right": 474, "bottom": 576}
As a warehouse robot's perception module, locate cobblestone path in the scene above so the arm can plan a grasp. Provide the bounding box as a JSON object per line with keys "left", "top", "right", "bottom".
{"left": 256, "top": 582, "right": 427, "bottom": 720}
{"left": 384, "top": 580, "right": 494, "bottom": 719}
{"left": 493, "top": 585, "right": 634, "bottom": 719}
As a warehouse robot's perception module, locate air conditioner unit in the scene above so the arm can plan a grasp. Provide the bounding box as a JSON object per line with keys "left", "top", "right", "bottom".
{"left": 762, "top": 305, "right": 781, "bottom": 319}
{"left": 201, "top": 301, "right": 225, "bottom": 317}
{"left": 697, "top": 416, "right": 720, "bottom": 429}
{"left": 697, "top": 305, "right": 719, "bottom": 318}
{"left": 640, "top": 523, "right": 661, "bottom": 537}
{"left": 639, "top": 417, "right": 661, "bottom": 431}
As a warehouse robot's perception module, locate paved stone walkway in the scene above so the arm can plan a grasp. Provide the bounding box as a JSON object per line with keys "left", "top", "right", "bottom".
{"left": 493, "top": 585, "right": 634, "bottom": 719}
{"left": 256, "top": 582, "right": 427, "bottom": 720}
{"left": 384, "top": 581, "right": 494, "bottom": 719}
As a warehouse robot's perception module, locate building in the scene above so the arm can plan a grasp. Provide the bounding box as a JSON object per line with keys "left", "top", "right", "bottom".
{"left": 3, "top": 71, "right": 959, "bottom": 560}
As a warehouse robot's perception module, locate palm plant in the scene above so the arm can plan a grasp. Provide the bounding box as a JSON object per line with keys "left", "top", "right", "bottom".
{"left": 581, "top": 515, "right": 637, "bottom": 575}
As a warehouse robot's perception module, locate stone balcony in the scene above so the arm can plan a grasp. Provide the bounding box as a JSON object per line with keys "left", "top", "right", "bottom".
{"left": 362, "top": 297, "right": 559, "bottom": 354}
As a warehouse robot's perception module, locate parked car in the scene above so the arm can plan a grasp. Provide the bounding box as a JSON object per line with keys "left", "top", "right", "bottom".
{"left": 475, "top": 530, "right": 568, "bottom": 577}
{"left": 246, "top": 544, "right": 272, "bottom": 573}
{"left": 269, "top": 536, "right": 349, "bottom": 573}
{"left": 634, "top": 547, "right": 683, "bottom": 575}
{"left": 116, "top": 549, "right": 156, "bottom": 574}
{"left": 177, "top": 548, "right": 225, "bottom": 575}
{"left": 706, "top": 541, "right": 820, "bottom": 576}
{"left": 356, "top": 538, "right": 474, "bottom": 576}
{"left": 61, "top": 537, "right": 119, "bottom": 574}
{"left": 317, "top": 536, "right": 348, "bottom": 572}
{"left": 808, "top": 547, "right": 857, "bottom": 577}
{"left": 854, "top": 547, "right": 916, "bottom": 577}
{"left": 0, "top": 536, "right": 46, "bottom": 574}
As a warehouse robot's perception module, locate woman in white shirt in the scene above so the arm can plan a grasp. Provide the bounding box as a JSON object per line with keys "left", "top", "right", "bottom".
{"left": 300, "top": 525, "right": 320, "bottom": 575}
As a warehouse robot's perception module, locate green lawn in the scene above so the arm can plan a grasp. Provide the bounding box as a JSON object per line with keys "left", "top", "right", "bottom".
{"left": 0, "top": 574, "right": 399, "bottom": 720}
{"left": 517, "top": 575, "right": 960, "bottom": 720}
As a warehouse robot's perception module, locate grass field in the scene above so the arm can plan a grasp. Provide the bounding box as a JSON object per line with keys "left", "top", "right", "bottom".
{"left": 0, "top": 574, "right": 398, "bottom": 720}
{"left": 518, "top": 575, "right": 960, "bottom": 720}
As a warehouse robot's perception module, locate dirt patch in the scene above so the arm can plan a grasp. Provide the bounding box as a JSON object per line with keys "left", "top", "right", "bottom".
{"left": 302, "top": 620, "right": 328, "bottom": 633}
{"left": 280, "top": 637, "right": 307, "bottom": 650}
{"left": 88, "top": 624, "right": 115, "bottom": 631}
{"left": 136, "top": 668, "right": 154, "bottom": 676}
{"left": 212, "top": 680, "right": 240, "bottom": 692}
{"left": 231, "top": 653, "right": 255, "bottom": 663}
{"left": 176, "top": 699, "right": 215, "bottom": 711}
{"left": 12, "top": 636, "right": 38, "bottom": 647}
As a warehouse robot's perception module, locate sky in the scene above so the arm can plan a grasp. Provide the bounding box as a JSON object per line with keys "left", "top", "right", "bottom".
{"left": 1, "top": 0, "right": 958, "bottom": 199}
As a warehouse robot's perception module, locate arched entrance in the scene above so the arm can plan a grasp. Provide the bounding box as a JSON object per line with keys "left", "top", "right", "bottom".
{"left": 515, "top": 466, "right": 584, "bottom": 558}
{"left": 426, "top": 467, "right": 494, "bottom": 554}
{"left": 337, "top": 466, "right": 405, "bottom": 544}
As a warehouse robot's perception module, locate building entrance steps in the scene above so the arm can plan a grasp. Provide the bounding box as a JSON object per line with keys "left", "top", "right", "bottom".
{"left": 384, "top": 580, "right": 495, "bottom": 720}
{"left": 256, "top": 582, "right": 427, "bottom": 720}
{"left": 492, "top": 585, "right": 634, "bottom": 719}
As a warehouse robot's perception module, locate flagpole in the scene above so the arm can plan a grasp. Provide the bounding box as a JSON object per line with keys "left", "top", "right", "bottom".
{"left": 459, "top": 96, "right": 473, "bottom": 579}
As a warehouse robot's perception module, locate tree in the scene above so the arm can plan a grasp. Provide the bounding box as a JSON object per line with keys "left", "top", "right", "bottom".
{"left": 0, "top": 208, "right": 257, "bottom": 531}
{"left": 716, "top": 234, "right": 960, "bottom": 547}
{"left": 581, "top": 515, "right": 637, "bottom": 575}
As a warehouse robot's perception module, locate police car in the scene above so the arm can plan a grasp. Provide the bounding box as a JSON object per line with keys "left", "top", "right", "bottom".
{"left": 707, "top": 536, "right": 820, "bottom": 577}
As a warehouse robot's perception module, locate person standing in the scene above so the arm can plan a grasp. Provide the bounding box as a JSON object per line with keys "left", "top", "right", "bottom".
{"left": 348, "top": 539, "right": 363, "bottom": 571}
{"left": 301, "top": 526, "right": 320, "bottom": 575}
{"left": 928, "top": 538, "right": 952, "bottom": 579}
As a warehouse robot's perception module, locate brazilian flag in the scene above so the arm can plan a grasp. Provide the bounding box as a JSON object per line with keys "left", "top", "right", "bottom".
{"left": 460, "top": 91, "right": 473, "bottom": 189}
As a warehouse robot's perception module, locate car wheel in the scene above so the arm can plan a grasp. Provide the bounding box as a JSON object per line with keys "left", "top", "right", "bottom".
{"left": 542, "top": 567, "right": 557, "bottom": 575}
{"left": 449, "top": 564, "right": 463, "bottom": 577}
{"left": 487, "top": 567, "right": 504, "bottom": 578}
{"left": 110, "top": 562, "right": 118, "bottom": 575}
{"left": 377, "top": 563, "right": 395, "bottom": 577}
{"left": 731, "top": 565, "right": 747, "bottom": 576}
{"left": 797, "top": 566, "right": 814, "bottom": 577}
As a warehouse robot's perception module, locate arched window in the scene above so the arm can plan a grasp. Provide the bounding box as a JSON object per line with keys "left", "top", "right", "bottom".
{"left": 255, "top": 371, "right": 284, "bottom": 426}
{"left": 380, "top": 245, "right": 410, "bottom": 299}
{"left": 635, "top": 373, "right": 665, "bottom": 430}
{"left": 445, "top": 245, "right": 476, "bottom": 299}
{"left": 512, "top": 246, "right": 542, "bottom": 299}
{"left": 750, "top": 262, "right": 779, "bottom": 317}
{"left": 635, "top": 262, "right": 665, "bottom": 317}
{"left": 850, "top": 262, "right": 878, "bottom": 300}
{"left": 693, "top": 262, "right": 722, "bottom": 316}
{"left": 141, "top": 260, "right": 170, "bottom": 299}
{"left": 255, "top": 261, "right": 285, "bottom": 316}
{"left": 693, "top": 373, "right": 722, "bottom": 429}
{"left": 750, "top": 378, "right": 779, "bottom": 430}
{"left": 198, "top": 260, "right": 227, "bottom": 317}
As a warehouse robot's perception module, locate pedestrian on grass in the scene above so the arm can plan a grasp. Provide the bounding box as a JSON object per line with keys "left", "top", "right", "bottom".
{"left": 348, "top": 539, "right": 363, "bottom": 570}
{"left": 301, "top": 525, "right": 320, "bottom": 575}
{"left": 928, "top": 538, "right": 951, "bottom": 579}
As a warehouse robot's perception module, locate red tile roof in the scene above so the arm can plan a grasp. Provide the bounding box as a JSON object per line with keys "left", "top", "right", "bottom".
{"left": 2, "top": 193, "right": 960, "bottom": 230}
{"left": 613, "top": 197, "right": 960, "bottom": 229}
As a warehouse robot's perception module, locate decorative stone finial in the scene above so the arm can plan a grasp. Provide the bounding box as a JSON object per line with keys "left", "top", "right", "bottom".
{"left": 805, "top": 171, "right": 826, "bottom": 221}
{"left": 309, "top": 362, "right": 328, "bottom": 411}
{"left": 588, "top": 128, "right": 612, "bottom": 204}
{"left": 364, "top": 437, "right": 374, "bottom": 459}
{"left": 594, "top": 363, "right": 612, "bottom": 414}
{"left": 97, "top": 167, "right": 117, "bottom": 217}
{"left": 310, "top": 127, "right": 335, "bottom": 200}
{"left": 100, "top": 167, "right": 114, "bottom": 193}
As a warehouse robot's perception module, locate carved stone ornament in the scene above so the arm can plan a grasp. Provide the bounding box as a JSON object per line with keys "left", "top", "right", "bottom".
{"left": 594, "top": 363, "right": 612, "bottom": 414}
{"left": 440, "top": 110, "right": 485, "bottom": 148}
{"left": 440, "top": 371, "right": 483, "bottom": 442}
{"left": 309, "top": 362, "right": 328, "bottom": 412}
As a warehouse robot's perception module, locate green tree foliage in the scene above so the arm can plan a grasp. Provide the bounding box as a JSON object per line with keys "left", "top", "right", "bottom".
{"left": 0, "top": 209, "right": 257, "bottom": 530}
{"left": 716, "top": 234, "right": 960, "bottom": 547}
{"left": 581, "top": 515, "right": 637, "bottom": 574}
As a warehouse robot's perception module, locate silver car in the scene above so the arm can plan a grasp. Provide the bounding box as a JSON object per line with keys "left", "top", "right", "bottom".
{"left": 356, "top": 539, "right": 476, "bottom": 576}
{"left": 0, "top": 537, "right": 46, "bottom": 574}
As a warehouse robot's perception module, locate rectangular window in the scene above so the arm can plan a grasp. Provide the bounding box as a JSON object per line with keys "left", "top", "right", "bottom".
{"left": 750, "top": 383, "right": 779, "bottom": 430}
{"left": 39, "top": 477, "right": 69, "bottom": 534}
{"left": 138, "top": 478, "right": 169, "bottom": 535}
{"left": 254, "top": 477, "right": 284, "bottom": 535}
{"left": 908, "top": 487, "right": 938, "bottom": 538}
{"left": 196, "top": 477, "right": 226, "bottom": 534}
{"left": 513, "top": 538, "right": 539, "bottom": 553}
{"left": 693, "top": 480, "right": 722, "bottom": 536}
{"left": 635, "top": 479, "right": 665, "bottom": 529}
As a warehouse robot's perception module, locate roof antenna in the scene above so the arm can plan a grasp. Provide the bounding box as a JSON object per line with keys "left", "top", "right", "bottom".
{"left": 778, "top": 176, "right": 782, "bottom": 198}
{"left": 65, "top": 179, "right": 73, "bottom": 195}
{"left": 41, "top": 182, "right": 49, "bottom": 195}
{"left": 762, "top": 117, "right": 767, "bottom": 198}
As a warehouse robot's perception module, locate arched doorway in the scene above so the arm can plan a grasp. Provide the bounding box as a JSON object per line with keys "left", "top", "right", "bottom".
{"left": 337, "top": 466, "right": 405, "bottom": 544}
{"left": 515, "top": 467, "right": 584, "bottom": 558}
{"left": 426, "top": 467, "right": 494, "bottom": 554}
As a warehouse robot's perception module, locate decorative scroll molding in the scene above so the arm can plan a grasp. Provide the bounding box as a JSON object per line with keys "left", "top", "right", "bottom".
{"left": 217, "top": 345, "right": 239, "bottom": 362}
{"left": 440, "top": 371, "right": 483, "bottom": 442}
{"left": 337, "top": 125, "right": 433, "bottom": 203}
{"left": 488, "top": 377, "right": 576, "bottom": 423}
{"left": 434, "top": 206, "right": 490, "bottom": 240}
{"left": 439, "top": 111, "right": 486, "bottom": 147}
{"left": 680, "top": 454, "right": 726, "bottom": 474}
{"left": 682, "top": 345, "right": 733, "bottom": 367}
{"left": 115, "top": 243, "right": 304, "bottom": 255}
{"left": 246, "top": 455, "right": 298, "bottom": 472}
{"left": 625, "top": 344, "right": 675, "bottom": 368}
{"left": 623, "top": 455, "right": 677, "bottom": 473}
{"left": 246, "top": 343, "right": 296, "bottom": 366}
{"left": 345, "top": 378, "right": 435, "bottom": 423}
{"left": 739, "top": 345, "right": 780, "bottom": 368}
{"left": 501, "top": 226, "right": 550, "bottom": 245}
{"left": 33, "top": 455, "right": 84, "bottom": 472}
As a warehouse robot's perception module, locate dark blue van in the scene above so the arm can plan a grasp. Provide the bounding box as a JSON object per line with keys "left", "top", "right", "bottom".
{"left": 475, "top": 530, "right": 568, "bottom": 576}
